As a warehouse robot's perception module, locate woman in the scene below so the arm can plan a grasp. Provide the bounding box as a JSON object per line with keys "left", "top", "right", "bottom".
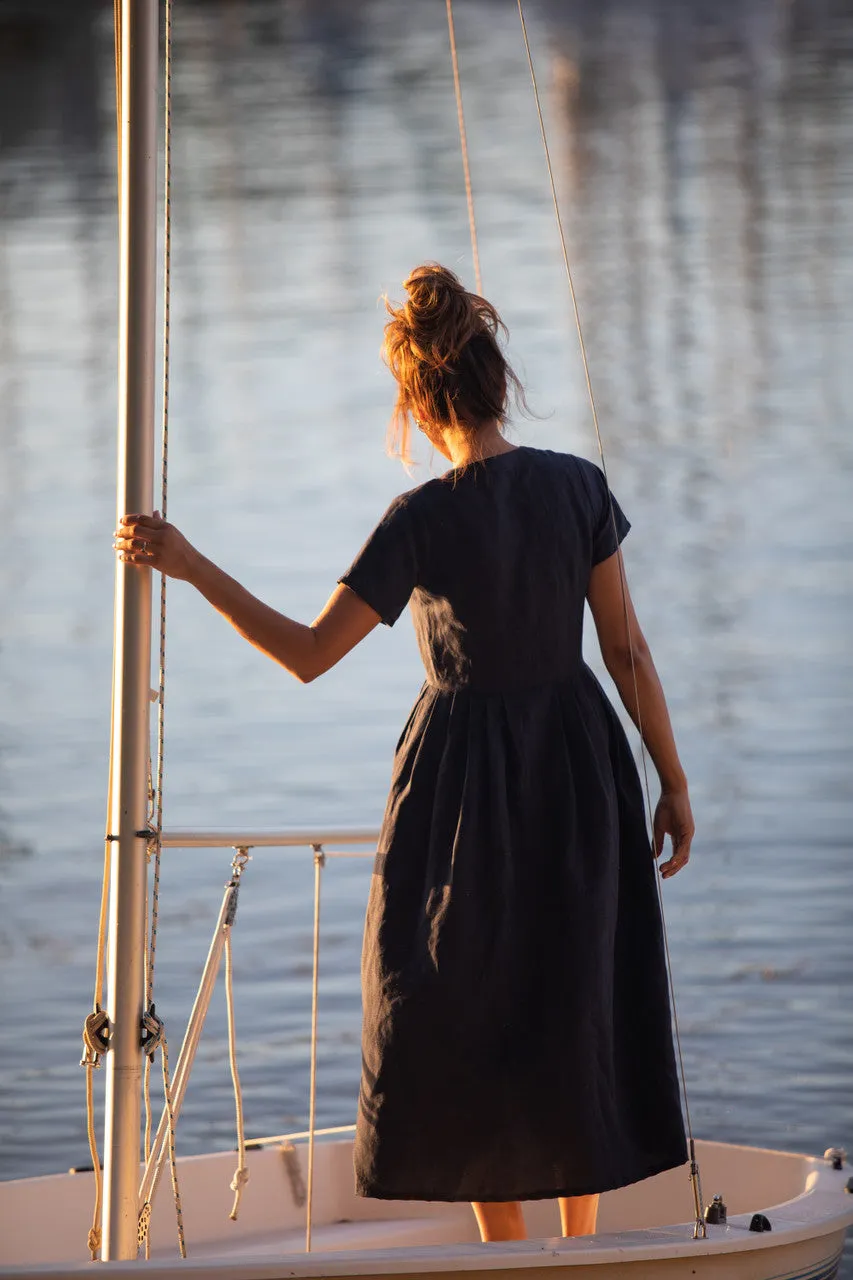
{"left": 116, "top": 264, "right": 693, "bottom": 1244}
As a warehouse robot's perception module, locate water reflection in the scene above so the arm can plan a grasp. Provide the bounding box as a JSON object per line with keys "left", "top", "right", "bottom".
{"left": 0, "top": 4, "right": 851, "bottom": 1274}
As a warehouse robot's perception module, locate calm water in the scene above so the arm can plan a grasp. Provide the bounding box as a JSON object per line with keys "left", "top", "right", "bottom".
{"left": 1, "top": 0, "right": 852, "bottom": 1267}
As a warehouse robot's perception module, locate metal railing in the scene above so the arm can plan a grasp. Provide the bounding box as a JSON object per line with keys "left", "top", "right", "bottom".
{"left": 161, "top": 828, "right": 380, "bottom": 851}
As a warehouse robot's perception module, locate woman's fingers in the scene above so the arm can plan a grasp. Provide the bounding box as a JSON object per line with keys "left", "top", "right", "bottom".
{"left": 114, "top": 531, "right": 160, "bottom": 544}
{"left": 114, "top": 532, "right": 158, "bottom": 555}
{"left": 654, "top": 791, "right": 694, "bottom": 878}
{"left": 113, "top": 516, "right": 195, "bottom": 582}
{"left": 117, "top": 552, "right": 154, "bottom": 564}
{"left": 659, "top": 828, "right": 692, "bottom": 877}
{"left": 652, "top": 808, "right": 666, "bottom": 859}
{"left": 114, "top": 512, "right": 162, "bottom": 569}
{"left": 116, "top": 515, "right": 163, "bottom": 536}
{"left": 660, "top": 843, "right": 690, "bottom": 879}
{"left": 120, "top": 511, "right": 163, "bottom": 527}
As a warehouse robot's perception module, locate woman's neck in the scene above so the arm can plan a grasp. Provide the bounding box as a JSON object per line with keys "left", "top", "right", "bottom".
{"left": 438, "top": 421, "right": 517, "bottom": 469}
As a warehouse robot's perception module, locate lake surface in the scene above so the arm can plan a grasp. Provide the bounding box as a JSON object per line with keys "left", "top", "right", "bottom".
{"left": 1, "top": 0, "right": 852, "bottom": 1269}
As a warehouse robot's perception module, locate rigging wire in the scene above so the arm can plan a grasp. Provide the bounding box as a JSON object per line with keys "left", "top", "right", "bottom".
{"left": 145, "top": 0, "right": 174, "bottom": 1033}
{"left": 140, "top": 0, "right": 186, "bottom": 1257}
{"left": 445, "top": 0, "right": 482, "bottom": 294}
{"left": 512, "top": 0, "right": 705, "bottom": 1235}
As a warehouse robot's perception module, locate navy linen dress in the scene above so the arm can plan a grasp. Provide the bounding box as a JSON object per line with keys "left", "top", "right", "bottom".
{"left": 339, "top": 446, "right": 687, "bottom": 1203}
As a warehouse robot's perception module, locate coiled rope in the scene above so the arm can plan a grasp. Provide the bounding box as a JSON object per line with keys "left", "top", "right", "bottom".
{"left": 445, "top": 0, "right": 705, "bottom": 1239}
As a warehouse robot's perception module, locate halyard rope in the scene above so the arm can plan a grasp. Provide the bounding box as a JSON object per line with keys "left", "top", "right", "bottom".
{"left": 513, "top": 0, "right": 705, "bottom": 1236}
{"left": 445, "top": 0, "right": 482, "bottom": 294}
{"left": 78, "top": 7, "right": 126, "bottom": 1259}
{"left": 225, "top": 928, "right": 250, "bottom": 1220}
{"left": 145, "top": 0, "right": 173, "bottom": 1068}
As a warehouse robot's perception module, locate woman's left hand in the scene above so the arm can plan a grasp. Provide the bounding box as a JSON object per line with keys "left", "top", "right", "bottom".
{"left": 114, "top": 512, "right": 198, "bottom": 582}
{"left": 653, "top": 788, "right": 694, "bottom": 879}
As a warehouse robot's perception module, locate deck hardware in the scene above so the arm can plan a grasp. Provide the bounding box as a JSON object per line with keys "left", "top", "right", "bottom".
{"left": 81, "top": 1008, "right": 111, "bottom": 1064}
{"left": 224, "top": 847, "right": 250, "bottom": 926}
{"left": 224, "top": 884, "right": 240, "bottom": 927}
{"left": 749, "top": 1213, "right": 772, "bottom": 1233}
{"left": 824, "top": 1147, "right": 846, "bottom": 1170}
{"left": 704, "top": 1194, "right": 727, "bottom": 1225}
{"left": 140, "top": 1004, "right": 164, "bottom": 1059}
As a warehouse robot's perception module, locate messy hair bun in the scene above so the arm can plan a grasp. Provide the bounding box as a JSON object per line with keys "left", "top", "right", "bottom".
{"left": 382, "top": 264, "right": 524, "bottom": 463}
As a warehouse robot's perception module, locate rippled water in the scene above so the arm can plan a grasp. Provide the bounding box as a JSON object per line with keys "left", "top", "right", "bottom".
{"left": 1, "top": 0, "right": 852, "bottom": 1269}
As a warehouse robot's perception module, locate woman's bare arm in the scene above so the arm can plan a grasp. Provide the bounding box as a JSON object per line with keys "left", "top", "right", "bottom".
{"left": 115, "top": 513, "right": 380, "bottom": 683}
{"left": 587, "top": 549, "right": 694, "bottom": 877}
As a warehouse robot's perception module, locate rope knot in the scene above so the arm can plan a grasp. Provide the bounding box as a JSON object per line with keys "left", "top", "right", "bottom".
{"left": 229, "top": 1165, "right": 250, "bottom": 1221}
{"left": 87, "top": 1226, "right": 102, "bottom": 1260}
{"left": 81, "top": 1008, "right": 110, "bottom": 1067}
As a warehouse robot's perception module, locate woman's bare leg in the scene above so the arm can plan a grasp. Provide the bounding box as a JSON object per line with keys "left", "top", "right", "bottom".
{"left": 471, "top": 1201, "right": 526, "bottom": 1242}
{"left": 558, "top": 1194, "right": 599, "bottom": 1237}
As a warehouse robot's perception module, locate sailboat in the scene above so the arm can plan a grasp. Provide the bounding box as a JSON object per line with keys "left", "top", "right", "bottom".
{"left": 0, "top": 1, "right": 851, "bottom": 1277}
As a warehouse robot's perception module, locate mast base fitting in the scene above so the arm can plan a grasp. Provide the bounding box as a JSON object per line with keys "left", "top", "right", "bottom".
{"left": 824, "top": 1147, "right": 846, "bottom": 1171}
{"left": 704, "top": 1194, "right": 727, "bottom": 1225}
{"left": 749, "top": 1213, "right": 772, "bottom": 1233}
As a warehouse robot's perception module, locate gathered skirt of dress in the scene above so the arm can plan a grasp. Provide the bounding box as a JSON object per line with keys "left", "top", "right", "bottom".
{"left": 354, "top": 666, "right": 688, "bottom": 1203}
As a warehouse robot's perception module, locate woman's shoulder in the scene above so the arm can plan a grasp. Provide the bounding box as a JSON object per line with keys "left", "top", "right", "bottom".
{"left": 523, "top": 446, "right": 599, "bottom": 472}
{"left": 368, "top": 475, "right": 445, "bottom": 535}
{"left": 512, "top": 446, "right": 609, "bottom": 494}
{"left": 380, "top": 447, "right": 607, "bottom": 513}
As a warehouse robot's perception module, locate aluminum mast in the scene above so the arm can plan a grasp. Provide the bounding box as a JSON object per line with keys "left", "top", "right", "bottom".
{"left": 103, "top": 0, "right": 158, "bottom": 1260}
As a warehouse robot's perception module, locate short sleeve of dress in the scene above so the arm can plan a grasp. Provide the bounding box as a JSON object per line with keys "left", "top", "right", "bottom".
{"left": 338, "top": 494, "right": 418, "bottom": 627}
{"left": 576, "top": 458, "right": 631, "bottom": 565}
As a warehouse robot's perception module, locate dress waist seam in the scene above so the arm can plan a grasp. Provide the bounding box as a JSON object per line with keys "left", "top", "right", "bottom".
{"left": 424, "top": 669, "right": 590, "bottom": 696}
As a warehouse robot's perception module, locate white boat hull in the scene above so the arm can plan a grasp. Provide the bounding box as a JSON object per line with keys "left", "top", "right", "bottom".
{"left": 1, "top": 1138, "right": 851, "bottom": 1279}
